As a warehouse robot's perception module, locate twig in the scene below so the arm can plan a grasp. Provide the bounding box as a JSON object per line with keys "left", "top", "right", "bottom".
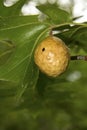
{"left": 71, "top": 55, "right": 87, "bottom": 61}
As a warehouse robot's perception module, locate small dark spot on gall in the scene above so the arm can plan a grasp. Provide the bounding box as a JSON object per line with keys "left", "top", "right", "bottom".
{"left": 42, "top": 48, "right": 45, "bottom": 51}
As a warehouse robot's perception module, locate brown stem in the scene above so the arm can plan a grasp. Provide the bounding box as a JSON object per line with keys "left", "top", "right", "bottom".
{"left": 71, "top": 55, "right": 87, "bottom": 61}
{"left": 49, "top": 29, "right": 53, "bottom": 36}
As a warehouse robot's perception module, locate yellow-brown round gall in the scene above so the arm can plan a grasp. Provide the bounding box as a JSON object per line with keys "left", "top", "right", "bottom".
{"left": 34, "top": 36, "right": 70, "bottom": 77}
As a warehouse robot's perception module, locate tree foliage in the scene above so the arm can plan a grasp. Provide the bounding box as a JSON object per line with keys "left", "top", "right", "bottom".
{"left": 0, "top": 0, "right": 87, "bottom": 130}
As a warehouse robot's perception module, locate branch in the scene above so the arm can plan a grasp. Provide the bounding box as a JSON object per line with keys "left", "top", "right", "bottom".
{"left": 71, "top": 55, "right": 87, "bottom": 61}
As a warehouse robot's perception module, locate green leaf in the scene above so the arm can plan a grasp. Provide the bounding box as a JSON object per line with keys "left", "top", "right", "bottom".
{"left": 53, "top": 24, "right": 81, "bottom": 45}
{"left": 0, "top": 15, "right": 50, "bottom": 105}
{"left": 37, "top": 4, "right": 72, "bottom": 24}
{"left": 0, "top": 0, "right": 26, "bottom": 16}
{"left": 0, "top": 15, "right": 39, "bottom": 30}
{"left": 69, "top": 26, "right": 87, "bottom": 52}
{"left": 0, "top": 40, "right": 15, "bottom": 65}
{"left": 53, "top": 24, "right": 87, "bottom": 53}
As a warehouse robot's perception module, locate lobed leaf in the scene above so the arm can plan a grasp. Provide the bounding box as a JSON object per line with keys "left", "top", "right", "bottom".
{"left": 0, "top": 0, "right": 26, "bottom": 17}
{"left": 37, "top": 4, "right": 72, "bottom": 24}
{"left": 0, "top": 15, "right": 50, "bottom": 105}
